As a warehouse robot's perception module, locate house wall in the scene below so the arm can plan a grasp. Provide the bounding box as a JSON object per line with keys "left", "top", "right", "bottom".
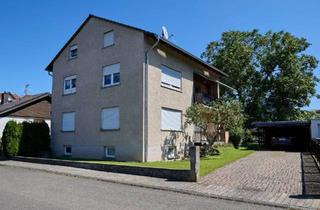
{"left": 311, "top": 119, "right": 320, "bottom": 139}
{"left": 145, "top": 37, "right": 219, "bottom": 161}
{"left": 0, "top": 117, "right": 50, "bottom": 139}
{"left": 51, "top": 17, "right": 145, "bottom": 161}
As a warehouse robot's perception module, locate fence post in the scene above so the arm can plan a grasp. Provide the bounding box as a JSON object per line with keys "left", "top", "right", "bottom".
{"left": 190, "top": 145, "right": 200, "bottom": 182}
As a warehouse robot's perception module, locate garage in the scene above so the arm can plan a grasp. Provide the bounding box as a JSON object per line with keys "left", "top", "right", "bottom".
{"left": 252, "top": 121, "right": 311, "bottom": 151}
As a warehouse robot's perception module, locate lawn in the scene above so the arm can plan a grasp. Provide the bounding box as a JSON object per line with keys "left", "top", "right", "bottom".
{"left": 75, "top": 146, "right": 255, "bottom": 177}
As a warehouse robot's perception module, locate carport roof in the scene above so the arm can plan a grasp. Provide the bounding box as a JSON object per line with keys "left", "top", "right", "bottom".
{"left": 252, "top": 121, "right": 310, "bottom": 128}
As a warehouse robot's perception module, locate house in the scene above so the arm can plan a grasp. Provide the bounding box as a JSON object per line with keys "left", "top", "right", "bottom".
{"left": 0, "top": 92, "right": 20, "bottom": 105}
{"left": 45, "top": 14, "right": 227, "bottom": 162}
{"left": 0, "top": 93, "right": 51, "bottom": 139}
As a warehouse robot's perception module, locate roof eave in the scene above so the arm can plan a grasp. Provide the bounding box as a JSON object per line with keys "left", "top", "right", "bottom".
{"left": 147, "top": 35, "right": 228, "bottom": 77}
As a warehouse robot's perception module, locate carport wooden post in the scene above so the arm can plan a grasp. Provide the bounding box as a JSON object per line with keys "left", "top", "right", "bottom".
{"left": 190, "top": 145, "right": 200, "bottom": 182}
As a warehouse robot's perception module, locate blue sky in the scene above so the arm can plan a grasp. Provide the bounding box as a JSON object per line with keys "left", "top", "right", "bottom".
{"left": 0, "top": 0, "right": 319, "bottom": 109}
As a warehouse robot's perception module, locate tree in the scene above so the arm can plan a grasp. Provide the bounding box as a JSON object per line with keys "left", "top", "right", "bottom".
{"left": 202, "top": 30, "right": 319, "bottom": 123}
{"left": 186, "top": 99, "right": 246, "bottom": 154}
{"left": 2, "top": 121, "right": 22, "bottom": 157}
{"left": 20, "top": 121, "right": 50, "bottom": 156}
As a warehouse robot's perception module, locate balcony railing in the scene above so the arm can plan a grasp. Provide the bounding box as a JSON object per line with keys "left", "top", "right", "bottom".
{"left": 193, "top": 93, "right": 215, "bottom": 105}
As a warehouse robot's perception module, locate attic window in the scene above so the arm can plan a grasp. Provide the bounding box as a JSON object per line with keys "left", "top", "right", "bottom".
{"left": 69, "top": 45, "right": 78, "bottom": 59}
{"left": 103, "top": 31, "right": 114, "bottom": 47}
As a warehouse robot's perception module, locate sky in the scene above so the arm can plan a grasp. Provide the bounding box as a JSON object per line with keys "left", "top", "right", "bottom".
{"left": 0, "top": 0, "right": 319, "bottom": 110}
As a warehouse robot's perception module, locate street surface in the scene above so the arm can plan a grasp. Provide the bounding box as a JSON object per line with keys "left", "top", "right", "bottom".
{"left": 0, "top": 166, "right": 282, "bottom": 210}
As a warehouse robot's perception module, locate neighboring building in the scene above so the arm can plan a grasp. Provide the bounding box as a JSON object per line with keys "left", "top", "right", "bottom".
{"left": 0, "top": 93, "right": 51, "bottom": 139}
{"left": 46, "top": 14, "right": 227, "bottom": 161}
{"left": 0, "top": 92, "right": 20, "bottom": 105}
{"left": 311, "top": 119, "right": 320, "bottom": 140}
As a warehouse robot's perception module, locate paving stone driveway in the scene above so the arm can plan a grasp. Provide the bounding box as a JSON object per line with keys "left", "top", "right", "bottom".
{"left": 199, "top": 151, "right": 320, "bottom": 209}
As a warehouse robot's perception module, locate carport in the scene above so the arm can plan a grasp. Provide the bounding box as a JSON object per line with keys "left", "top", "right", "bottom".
{"left": 252, "top": 121, "right": 311, "bottom": 151}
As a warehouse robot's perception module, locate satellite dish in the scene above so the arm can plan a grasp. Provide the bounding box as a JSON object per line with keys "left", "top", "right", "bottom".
{"left": 162, "top": 26, "right": 169, "bottom": 39}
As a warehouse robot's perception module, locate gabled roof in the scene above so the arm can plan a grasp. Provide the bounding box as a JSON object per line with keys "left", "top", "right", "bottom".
{"left": 45, "top": 14, "right": 227, "bottom": 77}
{"left": 0, "top": 93, "right": 51, "bottom": 117}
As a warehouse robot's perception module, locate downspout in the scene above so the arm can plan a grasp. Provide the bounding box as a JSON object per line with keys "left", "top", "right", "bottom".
{"left": 142, "top": 35, "right": 160, "bottom": 162}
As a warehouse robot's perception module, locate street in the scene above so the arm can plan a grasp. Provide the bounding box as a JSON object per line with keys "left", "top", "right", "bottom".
{"left": 0, "top": 166, "right": 282, "bottom": 210}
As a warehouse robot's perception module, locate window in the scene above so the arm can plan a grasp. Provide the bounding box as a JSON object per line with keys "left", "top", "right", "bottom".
{"left": 318, "top": 124, "right": 320, "bottom": 138}
{"left": 64, "top": 145, "right": 72, "bottom": 156}
{"left": 161, "top": 65, "right": 182, "bottom": 91}
{"left": 62, "top": 112, "right": 75, "bottom": 131}
{"left": 103, "top": 31, "right": 114, "bottom": 47}
{"left": 102, "top": 63, "right": 120, "bottom": 87}
{"left": 105, "top": 146, "right": 115, "bottom": 158}
{"left": 69, "top": 44, "right": 78, "bottom": 59}
{"left": 101, "top": 107, "right": 120, "bottom": 130}
{"left": 161, "top": 108, "right": 182, "bottom": 131}
{"left": 64, "top": 75, "right": 77, "bottom": 94}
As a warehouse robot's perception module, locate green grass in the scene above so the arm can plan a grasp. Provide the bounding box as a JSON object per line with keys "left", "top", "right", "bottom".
{"left": 67, "top": 146, "right": 255, "bottom": 177}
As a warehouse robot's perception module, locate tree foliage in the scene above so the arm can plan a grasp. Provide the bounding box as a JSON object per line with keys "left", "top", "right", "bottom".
{"left": 20, "top": 121, "right": 51, "bottom": 156}
{"left": 201, "top": 30, "right": 319, "bottom": 123}
{"left": 186, "top": 99, "right": 246, "bottom": 152}
{"left": 2, "top": 121, "right": 22, "bottom": 157}
{"left": 1, "top": 121, "right": 50, "bottom": 157}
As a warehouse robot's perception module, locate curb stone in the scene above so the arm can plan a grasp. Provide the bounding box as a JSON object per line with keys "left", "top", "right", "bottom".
{"left": 0, "top": 162, "right": 316, "bottom": 210}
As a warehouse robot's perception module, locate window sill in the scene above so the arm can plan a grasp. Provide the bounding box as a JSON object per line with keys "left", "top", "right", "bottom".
{"left": 161, "top": 84, "right": 182, "bottom": 93}
{"left": 102, "top": 43, "right": 115, "bottom": 49}
{"left": 62, "top": 92, "right": 76, "bottom": 96}
{"left": 100, "top": 128, "right": 120, "bottom": 132}
{"left": 68, "top": 56, "right": 78, "bottom": 61}
{"left": 61, "top": 130, "right": 75, "bottom": 133}
{"left": 101, "top": 83, "right": 120, "bottom": 89}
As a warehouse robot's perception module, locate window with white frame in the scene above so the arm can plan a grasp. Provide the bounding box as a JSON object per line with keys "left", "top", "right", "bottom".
{"left": 64, "top": 145, "right": 72, "bottom": 156}
{"left": 103, "top": 31, "right": 114, "bottom": 47}
{"left": 101, "top": 107, "right": 120, "bottom": 130}
{"left": 64, "top": 75, "right": 77, "bottom": 95}
{"left": 69, "top": 44, "right": 78, "bottom": 59}
{"left": 105, "top": 146, "right": 115, "bottom": 158}
{"left": 161, "top": 108, "right": 182, "bottom": 131}
{"left": 62, "top": 112, "right": 75, "bottom": 132}
{"left": 102, "top": 63, "right": 120, "bottom": 87}
{"left": 161, "top": 65, "right": 182, "bottom": 91}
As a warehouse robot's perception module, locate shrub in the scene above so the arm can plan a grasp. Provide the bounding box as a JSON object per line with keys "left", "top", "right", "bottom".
{"left": 2, "top": 121, "right": 22, "bottom": 157}
{"left": 20, "top": 121, "right": 50, "bottom": 156}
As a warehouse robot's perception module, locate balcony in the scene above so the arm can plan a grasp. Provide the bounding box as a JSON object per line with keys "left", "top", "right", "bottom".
{"left": 193, "top": 73, "right": 219, "bottom": 105}
{"left": 193, "top": 93, "right": 215, "bottom": 105}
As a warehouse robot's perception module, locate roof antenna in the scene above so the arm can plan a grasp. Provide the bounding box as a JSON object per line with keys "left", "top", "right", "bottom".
{"left": 161, "top": 26, "right": 174, "bottom": 40}
{"left": 24, "top": 84, "right": 30, "bottom": 96}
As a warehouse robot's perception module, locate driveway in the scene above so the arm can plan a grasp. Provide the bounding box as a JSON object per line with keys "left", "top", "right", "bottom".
{"left": 200, "top": 151, "right": 320, "bottom": 208}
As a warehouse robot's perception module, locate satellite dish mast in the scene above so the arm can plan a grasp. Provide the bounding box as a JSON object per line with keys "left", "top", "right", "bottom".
{"left": 161, "top": 26, "right": 169, "bottom": 40}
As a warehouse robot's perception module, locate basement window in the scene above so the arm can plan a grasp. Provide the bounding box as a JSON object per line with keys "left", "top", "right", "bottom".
{"left": 105, "top": 146, "right": 115, "bottom": 159}
{"left": 64, "top": 145, "right": 72, "bottom": 156}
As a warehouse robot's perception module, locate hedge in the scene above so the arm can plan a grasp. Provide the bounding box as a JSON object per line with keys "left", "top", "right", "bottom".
{"left": 1, "top": 120, "right": 50, "bottom": 157}
{"left": 2, "top": 121, "right": 22, "bottom": 157}
{"left": 20, "top": 121, "right": 51, "bottom": 156}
